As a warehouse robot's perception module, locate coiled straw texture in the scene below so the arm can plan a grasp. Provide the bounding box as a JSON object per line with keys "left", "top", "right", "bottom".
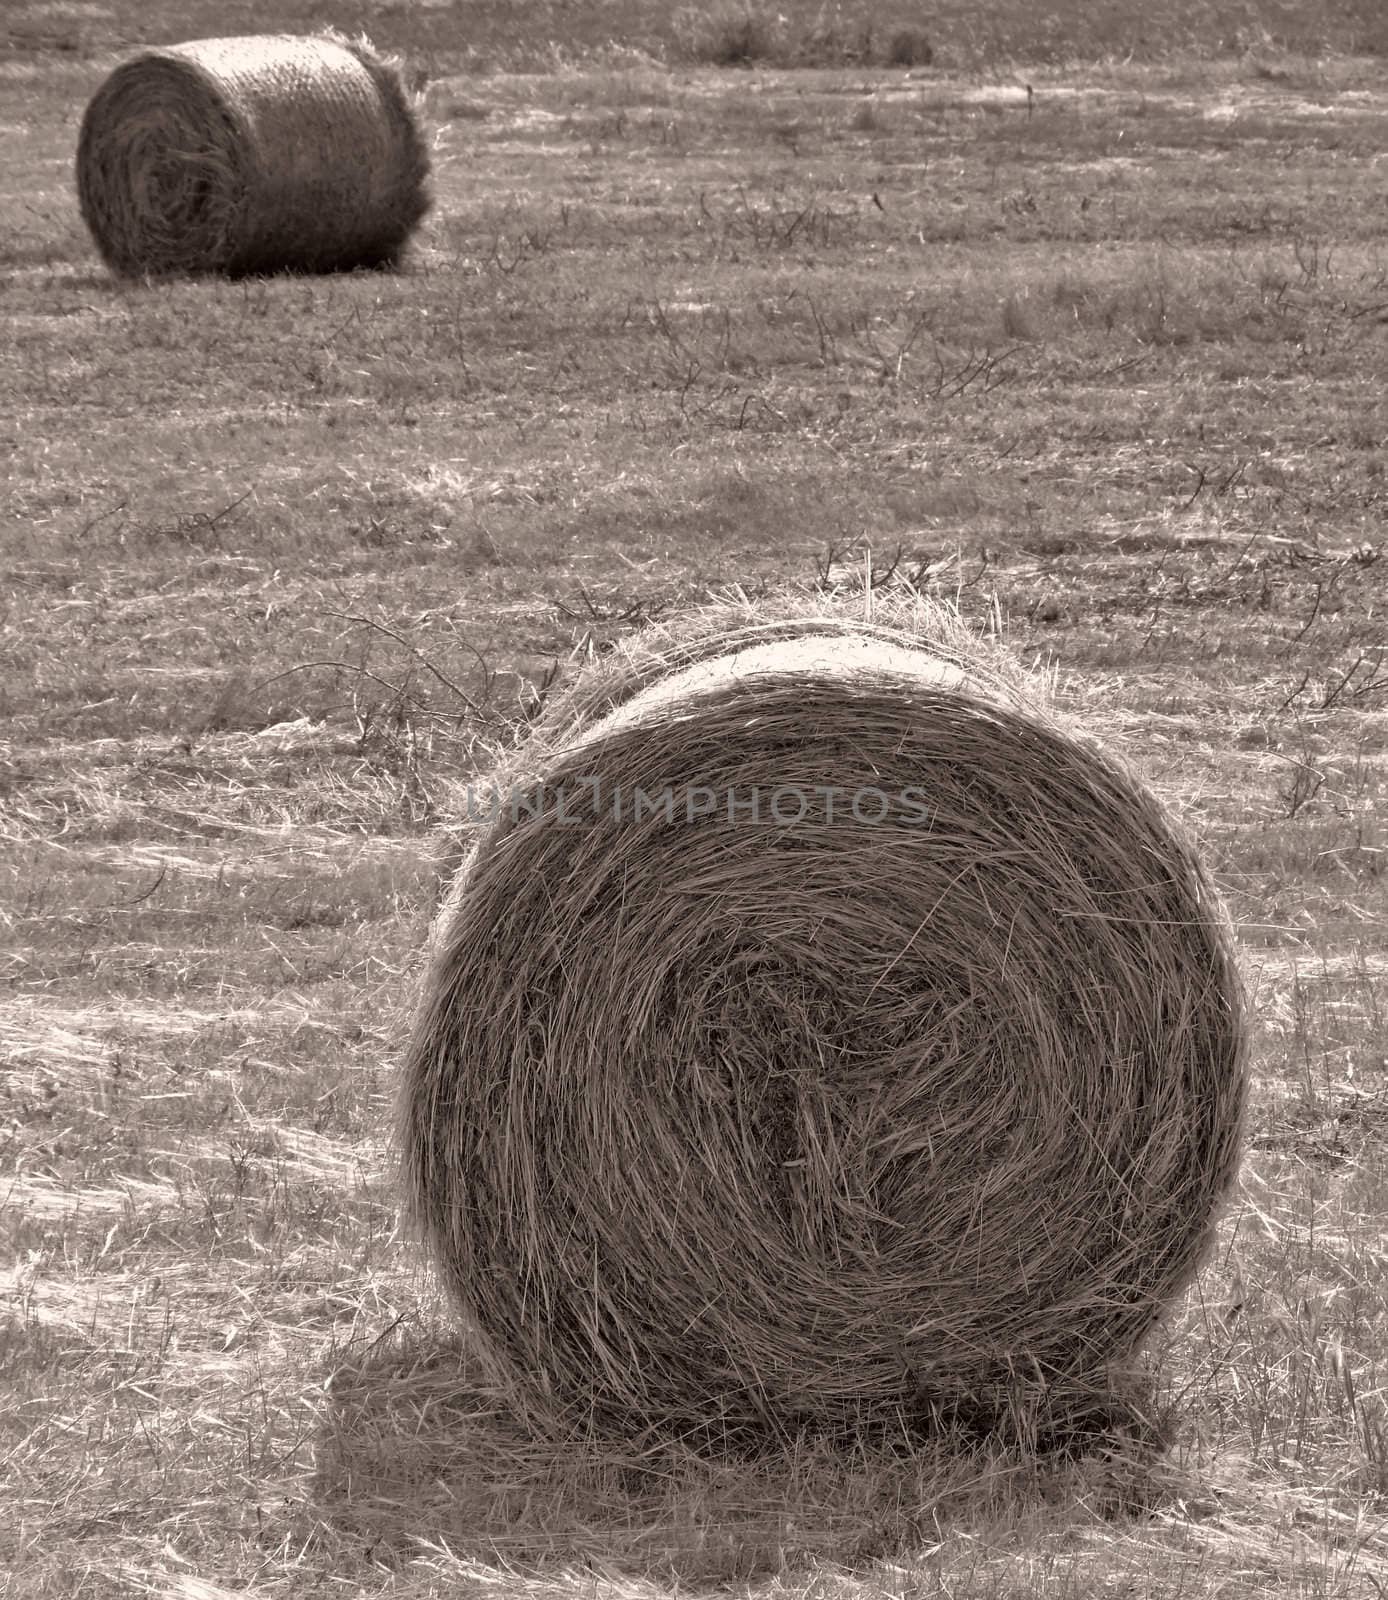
{"left": 400, "top": 599, "right": 1247, "bottom": 1443}
{"left": 76, "top": 32, "right": 431, "bottom": 278}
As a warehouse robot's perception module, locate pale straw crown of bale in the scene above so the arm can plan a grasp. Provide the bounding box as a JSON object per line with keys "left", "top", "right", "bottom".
{"left": 399, "top": 595, "right": 1248, "bottom": 1444}
{"left": 76, "top": 31, "right": 431, "bottom": 278}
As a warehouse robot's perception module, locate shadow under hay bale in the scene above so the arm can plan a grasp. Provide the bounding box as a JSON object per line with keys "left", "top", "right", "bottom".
{"left": 76, "top": 32, "right": 431, "bottom": 278}
{"left": 309, "top": 1322, "right": 1178, "bottom": 1584}
{"left": 399, "top": 596, "right": 1248, "bottom": 1446}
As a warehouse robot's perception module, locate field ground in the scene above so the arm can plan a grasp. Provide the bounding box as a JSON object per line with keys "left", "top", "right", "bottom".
{"left": 3, "top": 1, "right": 1388, "bottom": 1596}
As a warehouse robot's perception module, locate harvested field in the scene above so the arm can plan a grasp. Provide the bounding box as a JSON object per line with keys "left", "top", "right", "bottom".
{"left": 2, "top": 1, "right": 1386, "bottom": 1597}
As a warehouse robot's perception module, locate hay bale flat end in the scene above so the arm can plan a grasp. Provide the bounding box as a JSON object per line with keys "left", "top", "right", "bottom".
{"left": 400, "top": 602, "right": 1248, "bottom": 1443}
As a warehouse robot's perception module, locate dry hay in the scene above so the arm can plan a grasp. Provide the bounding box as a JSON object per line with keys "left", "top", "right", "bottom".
{"left": 76, "top": 32, "right": 430, "bottom": 278}
{"left": 399, "top": 596, "right": 1248, "bottom": 1444}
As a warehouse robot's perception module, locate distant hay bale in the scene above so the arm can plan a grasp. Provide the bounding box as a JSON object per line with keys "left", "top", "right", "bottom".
{"left": 76, "top": 32, "right": 431, "bottom": 278}
{"left": 399, "top": 597, "right": 1248, "bottom": 1443}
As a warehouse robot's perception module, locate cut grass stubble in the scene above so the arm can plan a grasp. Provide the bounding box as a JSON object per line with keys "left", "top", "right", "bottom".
{"left": 4, "top": 5, "right": 1388, "bottom": 1595}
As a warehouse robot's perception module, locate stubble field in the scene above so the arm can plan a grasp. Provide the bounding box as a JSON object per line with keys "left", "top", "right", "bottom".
{"left": 2, "top": 2, "right": 1387, "bottom": 1596}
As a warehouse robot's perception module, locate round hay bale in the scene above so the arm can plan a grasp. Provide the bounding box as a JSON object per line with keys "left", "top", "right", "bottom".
{"left": 76, "top": 32, "right": 431, "bottom": 278}
{"left": 400, "top": 599, "right": 1247, "bottom": 1442}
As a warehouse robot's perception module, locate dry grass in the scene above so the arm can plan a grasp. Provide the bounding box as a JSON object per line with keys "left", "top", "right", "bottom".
{"left": 670, "top": 0, "right": 1386, "bottom": 67}
{"left": 3, "top": 1, "right": 1388, "bottom": 1595}
{"left": 76, "top": 31, "right": 431, "bottom": 277}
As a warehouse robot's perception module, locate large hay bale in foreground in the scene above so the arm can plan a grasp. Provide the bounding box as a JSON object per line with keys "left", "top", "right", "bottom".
{"left": 400, "top": 600, "right": 1247, "bottom": 1441}
{"left": 77, "top": 33, "right": 430, "bottom": 278}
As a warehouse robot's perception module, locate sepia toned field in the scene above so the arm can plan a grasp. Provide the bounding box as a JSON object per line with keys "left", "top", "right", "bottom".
{"left": 2, "top": 2, "right": 1387, "bottom": 1596}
